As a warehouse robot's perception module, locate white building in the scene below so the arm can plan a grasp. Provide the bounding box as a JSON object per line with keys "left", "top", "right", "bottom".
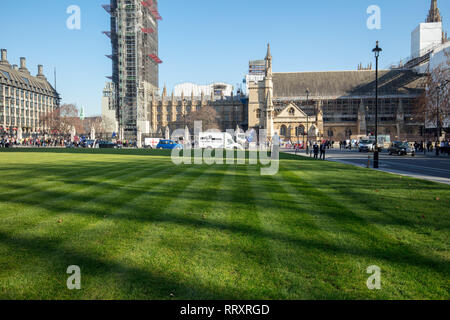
{"left": 410, "top": 0, "right": 449, "bottom": 73}
{"left": 173, "top": 82, "right": 234, "bottom": 98}
{"left": 101, "top": 82, "right": 118, "bottom": 134}
{"left": 411, "top": 22, "right": 443, "bottom": 59}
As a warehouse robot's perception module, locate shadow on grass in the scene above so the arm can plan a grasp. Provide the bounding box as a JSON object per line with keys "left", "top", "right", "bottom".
{"left": 0, "top": 230, "right": 242, "bottom": 299}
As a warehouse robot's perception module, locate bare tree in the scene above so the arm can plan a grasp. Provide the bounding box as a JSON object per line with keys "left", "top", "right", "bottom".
{"left": 80, "top": 116, "right": 104, "bottom": 135}
{"left": 185, "top": 106, "right": 220, "bottom": 131}
{"left": 40, "top": 104, "right": 81, "bottom": 136}
{"left": 414, "top": 51, "right": 449, "bottom": 138}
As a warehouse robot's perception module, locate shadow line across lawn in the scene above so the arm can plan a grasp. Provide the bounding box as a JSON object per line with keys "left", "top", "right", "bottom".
{"left": 0, "top": 151, "right": 448, "bottom": 299}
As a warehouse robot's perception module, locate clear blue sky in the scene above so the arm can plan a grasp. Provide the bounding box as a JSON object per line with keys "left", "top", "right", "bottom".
{"left": 0, "top": 0, "right": 448, "bottom": 116}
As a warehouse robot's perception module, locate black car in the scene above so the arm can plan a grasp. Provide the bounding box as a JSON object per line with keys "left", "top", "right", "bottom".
{"left": 388, "top": 141, "right": 415, "bottom": 156}
{"left": 97, "top": 141, "right": 118, "bottom": 149}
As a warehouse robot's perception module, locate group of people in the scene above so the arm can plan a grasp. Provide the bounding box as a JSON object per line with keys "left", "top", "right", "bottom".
{"left": 0, "top": 135, "right": 141, "bottom": 149}
{"left": 0, "top": 136, "right": 66, "bottom": 148}
{"left": 339, "top": 140, "right": 358, "bottom": 150}
{"left": 414, "top": 140, "right": 450, "bottom": 155}
{"left": 308, "top": 141, "right": 329, "bottom": 160}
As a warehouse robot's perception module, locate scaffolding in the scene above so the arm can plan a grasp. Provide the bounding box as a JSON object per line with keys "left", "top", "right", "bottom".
{"left": 102, "top": 0, "right": 162, "bottom": 138}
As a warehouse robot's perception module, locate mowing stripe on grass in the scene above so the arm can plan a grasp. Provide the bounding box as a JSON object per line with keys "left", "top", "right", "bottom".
{"left": 0, "top": 160, "right": 169, "bottom": 232}
{"left": 0, "top": 163, "right": 208, "bottom": 299}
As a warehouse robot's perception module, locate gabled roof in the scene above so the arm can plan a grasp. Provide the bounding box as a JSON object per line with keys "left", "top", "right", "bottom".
{"left": 276, "top": 103, "right": 307, "bottom": 118}
{"left": 273, "top": 69, "right": 426, "bottom": 99}
{"left": 0, "top": 64, "right": 58, "bottom": 96}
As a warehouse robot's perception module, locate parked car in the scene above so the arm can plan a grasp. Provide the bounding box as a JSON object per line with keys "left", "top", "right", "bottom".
{"left": 359, "top": 139, "right": 376, "bottom": 152}
{"left": 156, "top": 140, "right": 183, "bottom": 150}
{"left": 81, "top": 140, "right": 96, "bottom": 148}
{"left": 388, "top": 141, "right": 415, "bottom": 156}
{"left": 97, "top": 140, "right": 118, "bottom": 149}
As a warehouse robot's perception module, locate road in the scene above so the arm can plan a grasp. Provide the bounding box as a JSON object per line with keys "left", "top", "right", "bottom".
{"left": 284, "top": 149, "right": 450, "bottom": 185}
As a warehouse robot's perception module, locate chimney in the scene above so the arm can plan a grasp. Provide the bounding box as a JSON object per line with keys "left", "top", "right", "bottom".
{"left": 12, "top": 64, "right": 18, "bottom": 71}
{"left": 37, "top": 64, "right": 46, "bottom": 79}
{"left": 19, "top": 57, "right": 29, "bottom": 74}
{"left": 0, "top": 49, "right": 9, "bottom": 66}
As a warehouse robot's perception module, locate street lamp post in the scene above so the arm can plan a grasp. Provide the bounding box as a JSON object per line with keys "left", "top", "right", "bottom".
{"left": 306, "top": 89, "right": 310, "bottom": 155}
{"left": 365, "top": 105, "right": 369, "bottom": 136}
{"left": 372, "top": 41, "right": 382, "bottom": 169}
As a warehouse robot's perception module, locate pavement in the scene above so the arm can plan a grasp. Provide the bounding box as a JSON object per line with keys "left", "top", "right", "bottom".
{"left": 284, "top": 148, "right": 450, "bottom": 185}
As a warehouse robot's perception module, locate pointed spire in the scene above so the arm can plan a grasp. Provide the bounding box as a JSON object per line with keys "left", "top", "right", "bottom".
{"left": 191, "top": 90, "right": 194, "bottom": 101}
{"left": 266, "top": 43, "right": 272, "bottom": 60}
{"left": 265, "top": 43, "right": 273, "bottom": 78}
{"left": 162, "top": 84, "right": 167, "bottom": 97}
{"left": 427, "top": 0, "right": 441, "bottom": 23}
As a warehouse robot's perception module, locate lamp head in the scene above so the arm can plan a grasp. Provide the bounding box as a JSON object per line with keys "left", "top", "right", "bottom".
{"left": 373, "top": 41, "right": 382, "bottom": 57}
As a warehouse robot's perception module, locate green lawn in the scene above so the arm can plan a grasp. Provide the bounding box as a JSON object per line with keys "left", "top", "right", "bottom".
{"left": 0, "top": 149, "right": 448, "bottom": 299}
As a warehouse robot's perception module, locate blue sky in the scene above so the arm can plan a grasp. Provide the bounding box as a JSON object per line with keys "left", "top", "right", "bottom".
{"left": 0, "top": 0, "right": 448, "bottom": 116}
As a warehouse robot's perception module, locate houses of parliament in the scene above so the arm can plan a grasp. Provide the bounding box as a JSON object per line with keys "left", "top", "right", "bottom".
{"left": 102, "top": 0, "right": 448, "bottom": 142}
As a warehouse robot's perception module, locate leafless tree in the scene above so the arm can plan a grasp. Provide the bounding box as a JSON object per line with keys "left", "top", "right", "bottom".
{"left": 40, "top": 104, "right": 82, "bottom": 135}
{"left": 414, "top": 51, "right": 449, "bottom": 138}
{"left": 185, "top": 106, "right": 220, "bottom": 131}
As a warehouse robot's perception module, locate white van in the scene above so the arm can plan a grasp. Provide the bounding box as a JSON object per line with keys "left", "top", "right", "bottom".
{"left": 199, "top": 132, "right": 243, "bottom": 150}
{"left": 144, "top": 138, "right": 161, "bottom": 149}
{"left": 235, "top": 132, "right": 247, "bottom": 148}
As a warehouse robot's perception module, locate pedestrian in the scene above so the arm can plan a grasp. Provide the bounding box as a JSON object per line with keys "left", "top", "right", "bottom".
{"left": 313, "top": 143, "right": 319, "bottom": 159}
{"left": 320, "top": 142, "right": 326, "bottom": 160}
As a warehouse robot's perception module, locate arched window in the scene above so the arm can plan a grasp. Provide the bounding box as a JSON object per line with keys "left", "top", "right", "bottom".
{"left": 327, "top": 129, "right": 334, "bottom": 137}
{"left": 296, "top": 125, "right": 305, "bottom": 136}
{"left": 280, "top": 125, "right": 287, "bottom": 137}
{"left": 256, "top": 109, "right": 261, "bottom": 119}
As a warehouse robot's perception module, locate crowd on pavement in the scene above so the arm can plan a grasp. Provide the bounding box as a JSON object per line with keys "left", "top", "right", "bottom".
{"left": 415, "top": 140, "right": 450, "bottom": 154}
{"left": 0, "top": 136, "right": 66, "bottom": 148}
{"left": 0, "top": 134, "right": 141, "bottom": 149}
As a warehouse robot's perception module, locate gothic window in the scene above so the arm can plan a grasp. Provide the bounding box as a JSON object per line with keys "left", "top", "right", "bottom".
{"left": 327, "top": 129, "right": 334, "bottom": 137}
{"left": 296, "top": 125, "right": 305, "bottom": 136}
{"left": 280, "top": 125, "right": 287, "bottom": 137}
{"left": 256, "top": 109, "right": 261, "bottom": 119}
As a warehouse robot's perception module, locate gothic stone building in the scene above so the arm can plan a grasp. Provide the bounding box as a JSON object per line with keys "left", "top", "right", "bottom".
{"left": 248, "top": 44, "right": 426, "bottom": 142}
{"left": 148, "top": 87, "right": 246, "bottom": 134}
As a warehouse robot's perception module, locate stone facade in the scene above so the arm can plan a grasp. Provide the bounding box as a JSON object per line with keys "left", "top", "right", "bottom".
{"left": 248, "top": 44, "right": 427, "bottom": 142}
{"left": 148, "top": 87, "right": 246, "bottom": 134}
{"left": 0, "top": 49, "right": 59, "bottom": 135}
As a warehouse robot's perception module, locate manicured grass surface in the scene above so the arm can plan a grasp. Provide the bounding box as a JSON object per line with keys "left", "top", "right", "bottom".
{"left": 0, "top": 149, "right": 448, "bottom": 299}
